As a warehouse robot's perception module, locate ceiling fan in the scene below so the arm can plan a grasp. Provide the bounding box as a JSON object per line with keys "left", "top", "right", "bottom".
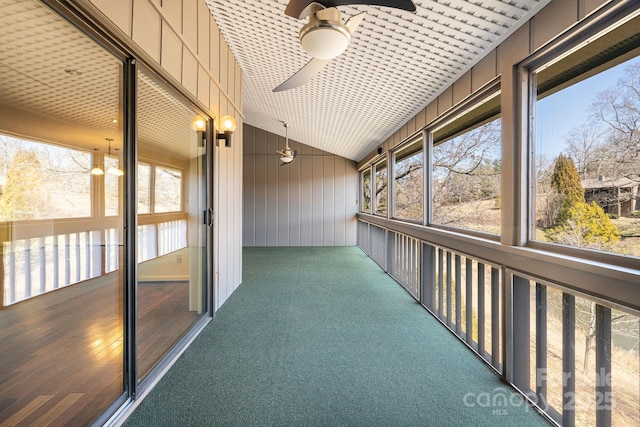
{"left": 277, "top": 122, "right": 297, "bottom": 165}
{"left": 273, "top": 0, "right": 416, "bottom": 92}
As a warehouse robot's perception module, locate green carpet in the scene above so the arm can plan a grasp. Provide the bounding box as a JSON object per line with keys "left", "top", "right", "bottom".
{"left": 124, "top": 247, "right": 549, "bottom": 426}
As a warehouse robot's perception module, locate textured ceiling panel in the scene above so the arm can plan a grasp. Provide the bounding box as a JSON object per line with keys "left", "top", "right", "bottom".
{"left": 206, "top": 0, "right": 550, "bottom": 160}
{"left": 0, "top": 0, "right": 200, "bottom": 160}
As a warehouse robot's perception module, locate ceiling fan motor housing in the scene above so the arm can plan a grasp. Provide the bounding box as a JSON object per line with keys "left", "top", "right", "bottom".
{"left": 299, "top": 8, "right": 351, "bottom": 60}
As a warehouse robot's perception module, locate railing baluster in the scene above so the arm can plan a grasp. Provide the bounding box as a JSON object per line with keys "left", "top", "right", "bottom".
{"left": 437, "top": 248, "right": 443, "bottom": 317}
{"left": 455, "top": 254, "right": 461, "bottom": 334}
{"left": 563, "top": 292, "right": 576, "bottom": 427}
{"left": 536, "top": 283, "right": 547, "bottom": 406}
{"left": 9, "top": 242, "right": 16, "bottom": 304}
{"left": 491, "top": 267, "right": 500, "bottom": 368}
{"left": 478, "top": 262, "right": 485, "bottom": 355}
{"left": 595, "top": 304, "right": 611, "bottom": 427}
{"left": 466, "top": 258, "right": 473, "bottom": 344}
{"left": 85, "top": 231, "right": 91, "bottom": 280}
{"left": 24, "top": 239, "right": 31, "bottom": 299}
{"left": 75, "top": 232, "right": 81, "bottom": 282}
{"left": 53, "top": 236, "right": 59, "bottom": 289}
{"left": 65, "top": 234, "right": 71, "bottom": 286}
{"left": 39, "top": 237, "right": 46, "bottom": 294}
{"left": 446, "top": 251, "right": 452, "bottom": 327}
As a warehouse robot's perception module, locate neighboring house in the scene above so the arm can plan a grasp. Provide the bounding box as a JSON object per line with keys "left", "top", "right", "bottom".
{"left": 583, "top": 175, "right": 640, "bottom": 217}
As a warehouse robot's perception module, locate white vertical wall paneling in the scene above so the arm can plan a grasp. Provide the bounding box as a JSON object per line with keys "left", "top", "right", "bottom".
{"left": 254, "top": 156, "right": 267, "bottom": 246}
{"left": 334, "top": 157, "right": 346, "bottom": 246}
{"left": 300, "top": 156, "right": 313, "bottom": 246}
{"left": 312, "top": 156, "right": 324, "bottom": 246}
{"left": 289, "top": 148, "right": 302, "bottom": 246}
{"left": 243, "top": 124, "right": 357, "bottom": 247}
{"left": 323, "top": 157, "right": 335, "bottom": 244}
{"left": 243, "top": 128, "right": 255, "bottom": 246}
{"left": 277, "top": 148, "right": 290, "bottom": 245}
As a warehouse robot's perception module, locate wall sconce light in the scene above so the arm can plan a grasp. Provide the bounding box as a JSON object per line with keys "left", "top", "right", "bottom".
{"left": 192, "top": 115, "right": 208, "bottom": 148}
{"left": 192, "top": 116, "right": 207, "bottom": 131}
{"left": 216, "top": 115, "right": 237, "bottom": 147}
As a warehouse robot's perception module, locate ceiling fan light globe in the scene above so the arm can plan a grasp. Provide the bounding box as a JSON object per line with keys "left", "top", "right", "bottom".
{"left": 299, "top": 22, "right": 350, "bottom": 60}
{"left": 280, "top": 155, "right": 294, "bottom": 163}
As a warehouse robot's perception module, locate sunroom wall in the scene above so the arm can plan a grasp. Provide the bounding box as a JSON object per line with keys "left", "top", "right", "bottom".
{"left": 86, "top": 0, "right": 243, "bottom": 309}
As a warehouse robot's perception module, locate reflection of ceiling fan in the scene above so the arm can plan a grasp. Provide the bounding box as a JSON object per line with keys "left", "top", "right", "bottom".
{"left": 274, "top": 0, "right": 416, "bottom": 92}
{"left": 277, "top": 122, "right": 297, "bottom": 165}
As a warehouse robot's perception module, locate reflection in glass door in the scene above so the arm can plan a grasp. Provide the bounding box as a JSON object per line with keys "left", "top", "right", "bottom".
{"left": 136, "top": 69, "right": 208, "bottom": 380}
{"left": 0, "top": 1, "right": 125, "bottom": 424}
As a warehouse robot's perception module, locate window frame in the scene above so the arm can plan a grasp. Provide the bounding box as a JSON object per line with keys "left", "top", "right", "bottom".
{"left": 372, "top": 156, "right": 388, "bottom": 217}
{"left": 519, "top": 1, "right": 640, "bottom": 269}
{"left": 359, "top": 166, "right": 372, "bottom": 214}
{"left": 426, "top": 79, "right": 502, "bottom": 240}
{"left": 391, "top": 134, "right": 425, "bottom": 224}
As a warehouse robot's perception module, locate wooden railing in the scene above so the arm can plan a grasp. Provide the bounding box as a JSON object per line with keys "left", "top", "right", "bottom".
{"left": 357, "top": 216, "right": 640, "bottom": 426}
{"left": 1, "top": 214, "right": 187, "bottom": 307}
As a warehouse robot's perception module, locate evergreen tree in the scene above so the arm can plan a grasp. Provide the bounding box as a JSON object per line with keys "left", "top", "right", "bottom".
{"left": 551, "top": 154, "right": 585, "bottom": 204}
{"left": 546, "top": 201, "right": 621, "bottom": 249}
{"left": 0, "top": 149, "right": 44, "bottom": 220}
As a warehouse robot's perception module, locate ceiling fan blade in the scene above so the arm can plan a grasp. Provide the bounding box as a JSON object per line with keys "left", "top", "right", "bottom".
{"left": 293, "top": 150, "right": 298, "bottom": 158}
{"left": 345, "top": 11, "right": 366, "bottom": 34}
{"left": 285, "top": 0, "right": 416, "bottom": 19}
{"left": 285, "top": 1, "right": 324, "bottom": 19}
{"left": 273, "top": 58, "right": 331, "bottom": 92}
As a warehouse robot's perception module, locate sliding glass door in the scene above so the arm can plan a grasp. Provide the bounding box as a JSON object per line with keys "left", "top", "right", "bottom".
{"left": 136, "top": 68, "right": 209, "bottom": 380}
{"left": 0, "top": 1, "right": 125, "bottom": 424}
{"left": 0, "top": 2, "right": 213, "bottom": 424}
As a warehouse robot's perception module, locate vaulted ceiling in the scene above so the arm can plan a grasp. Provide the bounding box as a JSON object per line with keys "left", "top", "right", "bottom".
{"left": 205, "top": 0, "right": 550, "bottom": 161}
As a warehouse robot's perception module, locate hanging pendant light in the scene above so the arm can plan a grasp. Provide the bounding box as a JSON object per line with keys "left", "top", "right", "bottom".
{"left": 90, "top": 148, "right": 104, "bottom": 175}
{"left": 105, "top": 138, "right": 124, "bottom": 176}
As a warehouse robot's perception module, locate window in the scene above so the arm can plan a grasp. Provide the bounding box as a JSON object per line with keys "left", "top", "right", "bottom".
{"left": 361, "top": 169, "right": 371, "bottom": 213}
{"left": 0, "top": 134, "right": 91, "bottom": 220}
{"left": 431, "top": 93, "right": 501, "bottom": 234}
{"left": 154, "top": 166, "right": 182, "bottom": 213}
{"left": 531, "top": 14, "right": 640, "bottom": 258}
{"left": 374, "top": 159, "right": 387, "bottom": 216}
{"left": 393, "top": 137, "right": 423, "bottom": 221}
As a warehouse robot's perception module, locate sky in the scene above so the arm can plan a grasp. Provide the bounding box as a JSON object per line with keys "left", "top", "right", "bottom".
{"left": 535, "top": 56, "right": 638, "bottom": 159}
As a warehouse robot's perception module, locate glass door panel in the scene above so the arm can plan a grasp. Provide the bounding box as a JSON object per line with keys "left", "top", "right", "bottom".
{"left": 0, "top": 0, "right": 125, "bottom": 424}
{"left": 136, "top": 68, "right": 207, "bottom": 380}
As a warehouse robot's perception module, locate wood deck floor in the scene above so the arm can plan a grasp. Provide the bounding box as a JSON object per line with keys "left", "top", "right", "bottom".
{"left": 0, "top": 274, "right": 201, "bottom": 426}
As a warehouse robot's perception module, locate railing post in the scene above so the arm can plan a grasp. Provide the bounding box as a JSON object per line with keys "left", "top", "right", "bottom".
{"left": 512, "top": 275, "right": 530, "bottom": 391}
{"left": 420, "top": 242, "right": 435, "bottom": 310}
